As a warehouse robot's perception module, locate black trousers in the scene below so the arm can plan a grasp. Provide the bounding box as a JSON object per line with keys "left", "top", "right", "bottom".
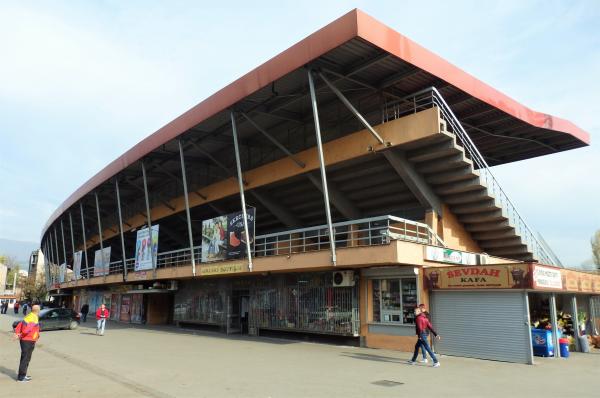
{"left": 18, "top": 340, "right": 35, "bottom": 380}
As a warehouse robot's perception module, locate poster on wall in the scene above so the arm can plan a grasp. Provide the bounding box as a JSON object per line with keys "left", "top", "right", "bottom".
{"left": 73, "top": 251, "right": 83, "bottom": 280}
{"left": 134, "top": 225, "right": 160, "bottom": 271}
{"left": 423, "top": 264, "right": 531, "bottom": 290}
{"left": 93, "top": 247, "right": 111, "bottom": 277}
{"left": 59, "top": 263, "right": 66, "bottom": 283}
{"left": 201, "top": 208, "right": 255, "bottom": 263}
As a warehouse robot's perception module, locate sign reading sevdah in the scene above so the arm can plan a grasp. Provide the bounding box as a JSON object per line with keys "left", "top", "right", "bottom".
{"left": 424, "top": 264, "right": 530, "bottom": 289}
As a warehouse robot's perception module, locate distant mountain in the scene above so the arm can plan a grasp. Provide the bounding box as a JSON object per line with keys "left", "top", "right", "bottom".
{"left": 0, "top": 238, "right": 38, "bottom": 267}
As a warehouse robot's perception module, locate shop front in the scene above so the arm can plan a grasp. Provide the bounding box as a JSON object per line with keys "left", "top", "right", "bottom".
{"left": 174, "top": 271, "right": 359, "bottom": 338}
{"left": 424, "top": 263, "right": 600, "bottom": 364}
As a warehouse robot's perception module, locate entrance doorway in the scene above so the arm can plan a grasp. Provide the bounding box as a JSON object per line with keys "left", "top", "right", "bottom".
{"left": 228, "top": 290, "right": 250, "bottom": 335}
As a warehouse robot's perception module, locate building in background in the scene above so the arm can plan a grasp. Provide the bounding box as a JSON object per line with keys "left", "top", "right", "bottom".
{"left": 38, "top": 10, "right": 597, "bottom": 364}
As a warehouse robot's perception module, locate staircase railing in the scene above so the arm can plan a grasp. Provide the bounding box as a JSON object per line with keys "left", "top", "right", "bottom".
{"left": 384, "top": 87, "right": 558, "bottom": 266}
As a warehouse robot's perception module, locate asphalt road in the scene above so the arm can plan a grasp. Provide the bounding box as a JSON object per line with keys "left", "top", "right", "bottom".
{"left": 1, "top": 312, "right": 599, "bottom": 397}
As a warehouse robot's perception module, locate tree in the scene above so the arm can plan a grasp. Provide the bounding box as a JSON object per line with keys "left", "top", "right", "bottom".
{"left": 592, "top": 230, "right": 600, "bottom": 268}
{"left": 23, "top": 278, "right": 48, "bottom": 303}
{"left": 6, "top": 265, "right": 21, "bottom": 288}
{"left": 0, "top": 254, "right": 19, "bottom": 268}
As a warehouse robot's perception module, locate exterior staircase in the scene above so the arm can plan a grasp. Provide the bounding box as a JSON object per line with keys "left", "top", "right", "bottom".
{"left": 385, "top": 88, "right": 560, "bottom": 265}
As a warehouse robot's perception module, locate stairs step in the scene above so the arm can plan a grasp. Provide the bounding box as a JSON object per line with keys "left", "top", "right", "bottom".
{"left": 435, "top": 178, "right": 485, "bottom": 195}
{"left": 406, "top": 139, "right": 460, "bottom": 163}
{"left": 459, "top": 210, "right": 506, "bottom": 224}
{"left": 471, "top": 229, "right": 517, "bottom": 241}
{"left": 478, "top": 237, "right": 524, "bottom": 249}
{"left": 416, "top": 154, "right": 472, "bottom": 174}
{"left": 465, "top": 220, "right": 512, "bottom": 232}
{"left": 451, "top": 199, "right": 499, "bottom": 215}
{"left": 485, "top": 245, "right": 529, "bottom": 256}
{"left": 426, "top": 167, "right": 479, "bottom": 185}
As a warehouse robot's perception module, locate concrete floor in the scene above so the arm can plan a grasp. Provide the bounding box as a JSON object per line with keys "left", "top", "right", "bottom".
{"left": 1, "top": 313, "right": 599, "bottom": 398}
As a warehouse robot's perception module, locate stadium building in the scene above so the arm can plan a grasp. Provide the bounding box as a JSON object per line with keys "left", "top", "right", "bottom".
{"left": 40, "top": 10, "right": 598, "bottom": 364}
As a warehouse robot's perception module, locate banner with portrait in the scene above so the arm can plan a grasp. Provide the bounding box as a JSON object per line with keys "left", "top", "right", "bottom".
{"left": 134, "top": 225, "right": 159, "bottom": 271}
{"left": 73, "top": 250, "right": 83, "bottom": 280}
{"left": 201, "top": 208, "right": 255, "bottom": 263}
{"left": 59, "top": 263, "right": 66, "bottom": 283}
{"left": 93, "top": 247, "right": 111, "bottom": 277}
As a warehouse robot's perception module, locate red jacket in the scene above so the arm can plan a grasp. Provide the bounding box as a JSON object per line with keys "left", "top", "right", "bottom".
{"left": 15, "top": 313, "right": 40, "bottom": 342}
{"left": 415, "top": 313, "right": 437, "bottom": 336}
{"left": 96, "top": 308, "right": 110, "bottom": 320}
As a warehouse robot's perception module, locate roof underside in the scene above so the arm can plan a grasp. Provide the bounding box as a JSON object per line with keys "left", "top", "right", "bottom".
{"left": 41, "top": 10, "right": 589, "bottom": 242}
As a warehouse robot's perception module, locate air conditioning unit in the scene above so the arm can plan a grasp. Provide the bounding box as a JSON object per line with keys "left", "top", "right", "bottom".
{"left": 332, "top": 271, "right": 355, "bottom": 287}
{"left": 168, "top": 280, "right": 178, "bottom": 291}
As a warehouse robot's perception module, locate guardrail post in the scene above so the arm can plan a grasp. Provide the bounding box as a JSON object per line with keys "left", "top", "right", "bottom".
{"left": 308, "top": 69, "right": 336, "bottom": 266}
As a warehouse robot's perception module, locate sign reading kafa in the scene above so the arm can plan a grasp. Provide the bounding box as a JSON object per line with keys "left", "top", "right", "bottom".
{"left": 424, "top": 264, "right": 530, "bottom": 290}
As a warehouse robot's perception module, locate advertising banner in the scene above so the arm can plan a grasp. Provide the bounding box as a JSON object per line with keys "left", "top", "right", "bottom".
{"left": 93, "top": 247, "right": 111, "bottom": 277}
{"left": 199, "top": 262, "right": 244, "bottom": 276}
{"left": 424, "top": 246, "right": 480, "bottom": 265}
{"left": 73, "top": 251, "right": 83, "bottom": 280}
{"left": 532, "top": 265, "right": 563, "bottom": 290}
{"left": 134, "top": 225, "right": 159, "bottom": 271}
{"left": 201, "top": 208, "right": 255, "bottom": 263}
{"left": 424, "top": 264, "right": 530, "bottom": 290}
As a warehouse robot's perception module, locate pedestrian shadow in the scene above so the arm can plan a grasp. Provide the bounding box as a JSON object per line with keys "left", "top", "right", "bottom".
{"left": 0, "top": 365, "right": 17, "bottom": 380}
{"left": 340, "top": 352, "right": 406, "bottom": 363}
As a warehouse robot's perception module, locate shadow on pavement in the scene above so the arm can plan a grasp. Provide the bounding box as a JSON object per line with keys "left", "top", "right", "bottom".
{"left": 340, "top": 352, "right": 408, "bottom": 364}
{"left": 0, "top": 365, "right": 17, "bottom": 380}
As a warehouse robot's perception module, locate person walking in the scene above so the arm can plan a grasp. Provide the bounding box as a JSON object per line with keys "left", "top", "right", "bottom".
{"left": 22, "top": 303, "right": 28, "bottom": 315}
{"left": 1, "top": 300, "right": 7, "bottom": 314}
{"left": 407, "top": 306, "right": 441, "bottom": 367}
{"left": 13, "top": 301, "right": 20, "bottom": 314}
{"left": 80, "top": 303, "right": 89, "bottom": 322}
{"left": 13, "top": 304, "right": 41, "bottom": 382}
{"left": 95, "top": 304, "right": 110, "bottom": 336}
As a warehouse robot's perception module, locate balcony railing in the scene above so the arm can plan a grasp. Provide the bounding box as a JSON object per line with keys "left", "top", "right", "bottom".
{"left": 68, "top": 215, "right": 444, "bottom": 281}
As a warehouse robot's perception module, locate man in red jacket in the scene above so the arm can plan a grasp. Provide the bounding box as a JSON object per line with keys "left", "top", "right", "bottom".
{"left": 407, "top": 306, "right": 441, "bottom": 367}
{"left": 14, "top": 304, "right": 41, "bottom": 382}
{"left": 95, "top": 304, "right": 110, "bottom": 336}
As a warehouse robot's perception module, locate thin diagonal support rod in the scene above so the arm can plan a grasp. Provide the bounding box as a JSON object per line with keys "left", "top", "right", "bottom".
{"left": 115, "top": 178, "right": 128, "bottom": 281}
{"left": 60, "top": 218, "right": 67, "bottom": 267}
{"left": 95, "top": 192, "right": 106, "bottom": 281}
{"left": 141, "top": 161, "right": 157, "bottom": 277}
{"left": 317, "top": 71, "right": 385, "bottom": 145}
{"left": 308, "top": 70, "right": 336, "bottom": 266}
{"left": 230, "top": 111, "right": 253, "bottom": 272}
{"left": 79, "top": 202, "right": 89, "bottom": 278}
{"left": 68, "top": 212, "right": 76, "bottom": 267}
{"left": 179, "top": 140, "right": 197, "bottom": 276}
{"left": 240, "top": 112, "right": 305, "bottom": 168}
{"left": 53, "top": 227, "right": 60, "bottom": 284}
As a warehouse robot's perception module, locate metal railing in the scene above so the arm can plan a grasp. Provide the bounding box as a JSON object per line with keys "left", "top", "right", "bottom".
{"left": 70, "top": 215, "right": 444, "bottom": 280}
{"left": 384, "top": 87, "right": 557, "bottom": 266}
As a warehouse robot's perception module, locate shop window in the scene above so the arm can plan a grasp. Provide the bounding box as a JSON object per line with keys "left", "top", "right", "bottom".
{"left": 372, "top": 278, "right": 417, "bottom": 325}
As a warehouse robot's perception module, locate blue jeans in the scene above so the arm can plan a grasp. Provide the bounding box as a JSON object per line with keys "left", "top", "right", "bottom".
{"left": 411, "top": 333, "right": 438, "bottom": 363}
{"left": 96, "top": 319, "right": 106, "bottom": 335}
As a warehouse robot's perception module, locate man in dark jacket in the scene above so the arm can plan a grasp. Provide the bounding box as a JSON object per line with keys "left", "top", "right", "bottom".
{"left": 407, "top": 307, "right": 441, "bottom": 367}
{"left": 80, "top": 304, "right": 89, "bottom": 322}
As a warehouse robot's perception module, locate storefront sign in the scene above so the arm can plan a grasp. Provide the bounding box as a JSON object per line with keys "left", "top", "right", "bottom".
{"left": 199, "top": 262, "right": 244, "bottom": 276}
{"left": 561, "top": 269, "right": 580, "bottom": 291}
{"left": 424, "top": 246, "right": 480, "bottom": 265}
{"left": 424, "top": 264, "right": 530, "bottom": 289}
{"left": 201, "top": 208, "right": 255, "bottom": 263}
{"left": 131, "top": 271, "right": 148, "bottom": 281}
{"left": 593, "top": 276, "right": 600, "bottom": 293}
{"left": 532, "top": 265, "right": 562, "bottom": 290}
{"left": 134, "top": 225, "right": 159, "bottom": 272}
{"left": 579, "top": 273, "right": 593, "bottom": 292}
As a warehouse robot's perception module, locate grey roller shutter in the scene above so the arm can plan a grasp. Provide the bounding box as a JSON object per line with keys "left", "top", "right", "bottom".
{"left": 431, "top": 291, "right": 531, "bottom": 364}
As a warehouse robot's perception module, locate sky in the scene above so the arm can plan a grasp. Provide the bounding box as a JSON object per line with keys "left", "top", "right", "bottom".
{"left": 0, "top": 0, "right": 598, "bottom": 266}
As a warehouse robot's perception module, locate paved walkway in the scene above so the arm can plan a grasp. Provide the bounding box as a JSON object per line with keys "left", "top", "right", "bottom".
{"left": 1, "top": 312, "right": 599, "bottom": 397}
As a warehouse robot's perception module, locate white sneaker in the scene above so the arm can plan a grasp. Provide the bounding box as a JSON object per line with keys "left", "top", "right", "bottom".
{"left": 419, "top": 358, "right": 428, "bottom": 363}
{"left": 407, "top": 360, "right": 416, "bottom": 365}
{"left": 432, "top": 362, "right": 441, "bottom": 368}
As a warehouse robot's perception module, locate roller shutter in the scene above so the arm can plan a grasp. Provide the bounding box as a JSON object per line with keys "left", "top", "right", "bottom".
{"left": 431, "top": 291, "right": 531, "bottom": 364}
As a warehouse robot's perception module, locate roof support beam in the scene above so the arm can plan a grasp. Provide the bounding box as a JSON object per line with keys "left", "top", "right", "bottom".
{"left": 241, "top": 112, "right": 305, "bottom": 168}
{"left": 382, "top": 150, "right": 442, "bottom": 216}
{"left": 249, "top": 190, "right": 302, "bottom": 228}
